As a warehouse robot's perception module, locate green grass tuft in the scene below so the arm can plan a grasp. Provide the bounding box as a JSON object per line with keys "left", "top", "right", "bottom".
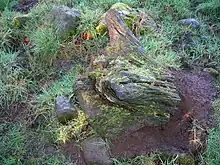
{"left": 0, "top": 123, "right": 26, "bottom": 164}
{"left": 30, "top": 27, "right": 60, "bottom": 67}
{"left": 196, "top": 0, "right": 220, "bottom": 20}
{"left": 0, "top": 51, "right": 28, "bottom": 111}
{"left": 0, "top": 123, "right": 70, "bottom": 165}
{"left": 203, "top": 99, "right": 220, "bottom": 165}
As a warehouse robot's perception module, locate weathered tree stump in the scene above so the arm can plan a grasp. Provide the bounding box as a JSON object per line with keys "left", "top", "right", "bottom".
{"left": 76, "top": 9, "right": 181, "bottom": 138}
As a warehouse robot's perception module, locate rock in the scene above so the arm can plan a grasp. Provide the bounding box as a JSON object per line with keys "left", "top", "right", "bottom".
{"left": 81, "top": 137, "right": 112, "bottom": 165}
{"left": 178, "top": 18, "right": 200, "bottom": 29}
{"left": 203, "top": 68, "right": 219, "bottom": 77}
{"left": 55, "top": 96, "right": 78, "bottom": 123}
{"left": 177, "top": 18, "right": 200, "bottom": 48}
{"left": 96, "top": 3, "right": 157, "bottom": 36}
{"left": 48, "top": 6, "right": 80, "bottom": 38}
{"left": 13, "top": 14, "right": 31, "bottom": 28}
{"left": 76, "top": 76, "right": 171, "bottom": 138}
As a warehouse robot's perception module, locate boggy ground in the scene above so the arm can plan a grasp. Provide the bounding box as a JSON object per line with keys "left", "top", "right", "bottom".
{"left": 110, "top": 70, "right": 216, "bottom": 159}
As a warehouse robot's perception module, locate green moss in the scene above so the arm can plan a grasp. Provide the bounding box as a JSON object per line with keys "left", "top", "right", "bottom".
{"left": 90, "top": 102, "right": 169, "bottom": 138}
{"left": 91, "top": 105, "right": 131, "bottom": 137}
{"left": 88, "top": 71, "right": 106, "bottom": 79}
{"left": 96, "top": 3, "right": 155, "bottom": 36}
{"left": 107, "top": 41, "right": 126, "bottom": 54}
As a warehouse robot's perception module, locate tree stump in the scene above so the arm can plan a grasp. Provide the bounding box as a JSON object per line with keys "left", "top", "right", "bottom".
{"left": 76, "top": 9, "right": 181, "bottom": 138}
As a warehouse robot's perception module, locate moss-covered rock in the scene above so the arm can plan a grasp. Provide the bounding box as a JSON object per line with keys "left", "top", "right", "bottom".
{"left": 55, "top": 96, "right": 78, "bottom": 124}
{"left": 48, "top": 5, "right": 80, "bottom": 38}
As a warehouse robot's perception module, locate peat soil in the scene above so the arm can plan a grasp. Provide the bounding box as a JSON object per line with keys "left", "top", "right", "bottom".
{"left": 110, "top": 70, "right": 216, "bottom": 159}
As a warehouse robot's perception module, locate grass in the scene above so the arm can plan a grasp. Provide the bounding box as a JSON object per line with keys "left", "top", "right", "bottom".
{"left": 0, "top": 123, "right": 26, "bottom": 164}
{"left": 0, "top": 123, "right": 70, "bottom": 164}
{"left": 0, "top": 51, "right": 28, "bottom": 112}
{"left": 141, "top": 32, "right": 181, "bottom": 69}
{"left": 30, "top": 26, "right": 60, "bottom": 67}
{"left": 0, "top": 0, "right": 16, "bottom": 11}
{"left": 0, "top": 9, "right": 23, "bottom": 52}
{"left": 0, "top": 0, "right": 220, "bottom": 164}
{"left": 196, "top": 0, "right": 220, "bottom": 20}
{"left": 113, "top": 153, "right": 195, "bottom": 165}
{"left": 32, "top": 67, "right": 90, "bottom": 145}
{"left": 56, "top": 110, "right": 92, "bottom": 143}
{"left": 203, "top": 93, "right": 220, "bottom": 165}
{"left": 205, "top": 124, "right": 220, "bottom": 165}
{"left": 113, "top": 155, "right": 157, "bottom": 165}
{"left": 35, "top": 67, "right": 77, "bottom": 116}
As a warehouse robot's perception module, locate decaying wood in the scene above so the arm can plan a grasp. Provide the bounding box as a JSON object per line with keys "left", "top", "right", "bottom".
{"left": 105, "top": 9, "right": 144, "bottom": 56}
{"left": 76, "top": 9, "right": 181, "bottom": 137}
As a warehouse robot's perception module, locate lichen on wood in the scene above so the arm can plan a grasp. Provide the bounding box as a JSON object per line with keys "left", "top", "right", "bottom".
{"left": 96, "top": 3, "right": 157, "bottom": 36}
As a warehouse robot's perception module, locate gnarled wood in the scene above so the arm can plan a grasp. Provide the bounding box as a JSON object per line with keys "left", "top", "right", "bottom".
{"left": 76, "top": 9, "right": 181, "bottom": 138}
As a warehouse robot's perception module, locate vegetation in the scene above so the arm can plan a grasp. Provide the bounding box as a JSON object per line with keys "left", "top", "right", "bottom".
{"left": 0, "top": 51, "right": 28, "bottom": 112}
{"left": 0, "top": 0, "right": 220, "bottom": 164}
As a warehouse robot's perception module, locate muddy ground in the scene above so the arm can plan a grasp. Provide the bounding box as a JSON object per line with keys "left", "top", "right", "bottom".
{"left": 63, "top": 70, "right": 216, "bottom": 164}
{"left": 110, "top": 70, "right": 216, "bottom": 158}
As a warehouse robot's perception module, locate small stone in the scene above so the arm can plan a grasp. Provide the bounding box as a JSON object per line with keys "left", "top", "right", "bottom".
{"left": 178, "top": 18, "right": 200, "bottom": 29}
{"left": 48, "top": 6, "right": 80, "bottom": 38}
{"left": 81, "top": 137, "right": 112, "bottom": 165}
{"left": 55, "top": 96, "right": 78, "bottom": 123}
{"left": 204, "top": 68, "right": 219, "bottom": 77}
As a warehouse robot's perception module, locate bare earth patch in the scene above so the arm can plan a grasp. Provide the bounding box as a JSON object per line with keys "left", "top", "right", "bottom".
{"left": 62, "top": 141, "right": 86, "bottom": 165}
